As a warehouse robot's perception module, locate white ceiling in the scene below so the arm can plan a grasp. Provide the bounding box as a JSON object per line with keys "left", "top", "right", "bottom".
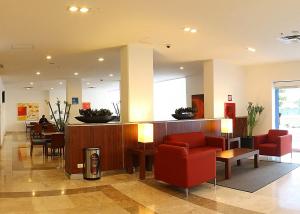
{"left": 1, "top": 0, "right": 300, "bottom": 88}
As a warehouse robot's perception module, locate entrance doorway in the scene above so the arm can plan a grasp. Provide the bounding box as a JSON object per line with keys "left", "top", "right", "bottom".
{"left": 275, "top": 87, "right": 300, "bottom": 151}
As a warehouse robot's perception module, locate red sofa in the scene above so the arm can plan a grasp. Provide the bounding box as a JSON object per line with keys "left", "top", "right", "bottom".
{"left": 154, "top": 132, "right": 225, "bottom": 196}
{"left": 253, "top": 129, "right": 292, "bottom": 157}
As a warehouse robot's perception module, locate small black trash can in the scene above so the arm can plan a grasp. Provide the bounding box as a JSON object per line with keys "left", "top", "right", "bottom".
{"left": 83, "top": 148, "right": 101, "bottom": 180}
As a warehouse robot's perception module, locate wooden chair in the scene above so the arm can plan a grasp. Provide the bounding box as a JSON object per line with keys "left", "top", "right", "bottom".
{"left": 48, "top": 133, "right": 65, "bottom": 157}
{"left": 44, "top": 124, "right": 57, "bottom": 133}
{"left": 30, "top": 124, "right": 48, "bottom": 156}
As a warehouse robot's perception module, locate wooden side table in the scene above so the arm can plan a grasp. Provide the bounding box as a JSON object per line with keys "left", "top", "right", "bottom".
{"left": 227, "top": 137, "right": 241, "bottom": 150}
{"left": 126, "top": 148, "right": 155, "bottom": 180}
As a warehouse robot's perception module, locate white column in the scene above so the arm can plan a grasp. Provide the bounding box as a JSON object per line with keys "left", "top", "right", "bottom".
{"left": 203, "top": 60, "right": 215, "bottom": 118}
{"left": 66, "top": 78, "right": 82, "bottom": 124}
{"left": 120, "top": 44, "right": 154, "bottom": 122}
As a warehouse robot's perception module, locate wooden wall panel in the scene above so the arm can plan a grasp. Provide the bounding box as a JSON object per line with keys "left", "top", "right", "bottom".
{"left": 153, "top": 122, "right": 166, "bottom": 146}
{"left": 234, "top": 116, "right": 247, "bottom": 137}
{"left": 92, "top": 125, "right": 123, "bottom": 171}
{"left": 65, "top": 126, "right": 92, "bottom": 174}
{"left": 166, "top": 120, "right": 202, "bottom": 135}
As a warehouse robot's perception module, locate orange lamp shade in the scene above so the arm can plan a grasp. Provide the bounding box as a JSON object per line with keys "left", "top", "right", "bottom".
{"left": 138, "top": 123, "right": 153, "bottom": 143}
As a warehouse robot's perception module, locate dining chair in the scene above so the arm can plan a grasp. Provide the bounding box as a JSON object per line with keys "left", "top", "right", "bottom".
{"left": 48, "top": 133, "right": 65, "bottom": 158}
{"left": 30, "top": 124, "right": 48, "bottom": 156}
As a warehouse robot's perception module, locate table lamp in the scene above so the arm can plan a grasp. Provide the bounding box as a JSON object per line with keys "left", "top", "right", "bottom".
{"left": 138, "top": 123, "right": 153, "bottom": 150}
{"left": 221, "top": 118, "right": 233, "bottom": 139}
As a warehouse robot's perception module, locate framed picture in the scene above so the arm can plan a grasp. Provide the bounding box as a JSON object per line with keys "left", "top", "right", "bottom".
{"left": 228, "top": 95, "right": 232, "bottom": 101}
{"left": 192, "top": 94, "right": 204, "bottom": 119}
{"left": 72, "top": 97, "right": 79, "bottom": 105}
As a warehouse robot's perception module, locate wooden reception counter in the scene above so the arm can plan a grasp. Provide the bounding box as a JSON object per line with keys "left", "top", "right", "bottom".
{"left": 65, "top": 119, "right": 221, "bottom": 177}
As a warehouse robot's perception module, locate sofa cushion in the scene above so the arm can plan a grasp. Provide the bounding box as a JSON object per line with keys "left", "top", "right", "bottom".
{"left": 166, "top": 141, "right": 189, "bottom": 148}
{"left": 268, "top": 130, "right": 288, "bottom": 144}
{"left": 164, "top": 132, "right": 205, "bottom": 148}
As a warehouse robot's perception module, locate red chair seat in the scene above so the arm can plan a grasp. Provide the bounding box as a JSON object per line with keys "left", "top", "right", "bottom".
{"left": 258, "top": 143, "right": 277, "bottom": 156}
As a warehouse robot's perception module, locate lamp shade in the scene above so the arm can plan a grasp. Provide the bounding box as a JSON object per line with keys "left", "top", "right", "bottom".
{"left": 138, "top": 123, "right": 153, "bottom": 143}
{"left": 221, "top": 118, "right": 233, "bottom": 134}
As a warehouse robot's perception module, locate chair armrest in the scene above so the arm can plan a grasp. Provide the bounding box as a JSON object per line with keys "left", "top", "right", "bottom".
{"left": 253, "top": 134, "right": 268, "bottom": 149}
{"left": 205, "top": 136, "right": 225, "bottom": 151}
{"left": 278, "top": 134, "right": 292, "bottom": 154}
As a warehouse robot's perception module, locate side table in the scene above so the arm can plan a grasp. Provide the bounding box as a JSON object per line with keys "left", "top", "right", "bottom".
{"left": 227, "top": 137, "right": 241, "bottom": 150}
{"left": 126, "top": 148, "right": 155, "bottom": 180}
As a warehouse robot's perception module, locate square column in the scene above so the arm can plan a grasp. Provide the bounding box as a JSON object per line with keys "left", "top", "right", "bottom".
{"left": 66, "top": 78, "right": 82, "bottom": 124}
{"left": 120, "top": 44, "right": 154, "bottom": 122}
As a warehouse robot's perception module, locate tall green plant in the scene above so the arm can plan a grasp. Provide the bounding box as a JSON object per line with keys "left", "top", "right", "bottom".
{"left": 46, "top": 99, "right": 71, "bottom": 132}
{"left": 247, "top": 102, "right": 264, "bottom": 137}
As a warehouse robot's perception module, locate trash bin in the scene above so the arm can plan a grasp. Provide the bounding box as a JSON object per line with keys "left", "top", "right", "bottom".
{"left": 83, "top": 148, "right": 101, "bottom": 180}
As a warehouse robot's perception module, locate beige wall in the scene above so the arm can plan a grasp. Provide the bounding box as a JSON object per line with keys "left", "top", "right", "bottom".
{"left": 120, "top": 44, "right": 153, "bottom": 122}
{"left": 204, "top": 60, "right": 247, "bottom": 119}
{"left": 186, "top": 73, "right": 204, "bottom": 107}
{"left": 244, "top": 60, "right": 300, "bottom": 135}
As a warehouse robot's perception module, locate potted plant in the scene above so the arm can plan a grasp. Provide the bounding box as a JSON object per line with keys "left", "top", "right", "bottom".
{"left": 243, "top": 102, "right": 264, "bottom": 148}
{"left": 172, "top": 107, "right": 196, "bottom": 120}
{"left": 75, "top": 108, "right": 113, "bottom": 123}
{"left": 47, "top": 99, "right": 71, "bottom": 132}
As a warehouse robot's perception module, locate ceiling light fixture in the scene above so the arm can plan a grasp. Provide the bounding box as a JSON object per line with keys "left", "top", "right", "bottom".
{"left": 179, "top": 66, "right": 184, "bottom": 70}
{"left": 69, "top": 6, "right": 78, "bottom": 12}
{"left": 59, "top": 82, "right": 63, "bottom": 85}
{"left": 50, "top": 88, "right": 54, "bottom": 90}
{"left": 80, "top": 7, "right": 89, "bottom": 13}
{"left": 30, "top": 82, "right": 34, "bottom": 85}
{"left": 109, "top": 74, "right": 114, "bottom": 77}
{"left": 36, "top": 71, "right": 41, "bottom": 75}
{"left": 86, "top": 82, "right": 90, "bottom": 85}
{"left": 74, "top": 72, "right": 79, "bottom": 76}
{"left": 184, "top": 27, "right": 191, "bottom": 32}
{"left": 247, "top": 47, "right": 256, "bottom": 52}
{"left": 190, "top": 29, "right": 197, "bottom": 33}
{"left": 98, "top": 57, "right": 104, "bottom": 62}
{"left": 46, "top": 55, "right": 52, "bottom": 60}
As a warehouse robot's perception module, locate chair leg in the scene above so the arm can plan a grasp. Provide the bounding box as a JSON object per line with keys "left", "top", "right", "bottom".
{"left": 214, "top": 178, "right": 217, "bottom": 186}
{"left": 185, "top": 188, "right": 189, "bottom": 198}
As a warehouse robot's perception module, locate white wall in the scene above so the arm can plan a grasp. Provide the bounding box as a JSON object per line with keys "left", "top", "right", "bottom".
{"left": 49, "top": 88, "right": 66, "bottom": 122}
{"left": 154, "top": 78, "right": 187, "bottom": 121}
{"left": 203, "top": 60, "right": 247, "bottom": 118}
{"left": 6, "top": 87, "right": 49, "bottom": 132}
{"left": 244, "top": 60, "right": 300, "bottom": 135}
{"left": 186, "top": 73, "right": 204, "bottom": 107}
{"left": 82, "top": 87, "right": 120, "bottom": 114}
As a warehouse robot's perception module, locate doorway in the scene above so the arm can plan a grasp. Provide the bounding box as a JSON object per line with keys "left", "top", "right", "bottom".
{"left": 275, "top": 87, "right": 300, "bottom": 151}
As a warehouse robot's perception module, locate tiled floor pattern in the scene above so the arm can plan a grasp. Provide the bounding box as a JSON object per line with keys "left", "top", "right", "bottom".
{"left": 0, "top": 132, "right": 300, "bottom": 213}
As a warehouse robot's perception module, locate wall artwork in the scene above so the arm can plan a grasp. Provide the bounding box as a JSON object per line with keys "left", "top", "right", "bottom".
{"left": 224, "top": 102, "right": 236, "bottom": 128}
{"left": 72, "top": 97, "right": 79, "bottom": 105}
{"left": 17, "top": 103, "right": 39, "bottom": 121}
{"left": 192, "top": 94, "right": 204, "bottom": 119}
{"left": 82, "top": 102, "right": 91, "bottom": 110}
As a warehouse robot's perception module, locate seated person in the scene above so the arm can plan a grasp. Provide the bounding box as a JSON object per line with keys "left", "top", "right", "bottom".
{"left": 39, "top": 115, "right": 49, "bottom": 124}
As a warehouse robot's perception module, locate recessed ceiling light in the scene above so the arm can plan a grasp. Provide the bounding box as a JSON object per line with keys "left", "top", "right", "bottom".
{"left": 59, "top": 82, "right": 63, "bottom": 85}
{"left": 184, "top": 27, "right": 191, "bottom": 32}
{"left": 30, "top": 82, "right": 34, "bottom": 85}
{"left": 46, "top": 55, "right": 52, "bottom": 60}
{"left": 36, "top": 71, "right": 41, "bottom": 75}
{"left": 109, "top": 73, "right": 114, "bottom": 77}
{"left": 80, "top": 7, "right": 89, "bottom": 13}
{"left": 190, "top": 29, "right": 197, "bottom": 33}
{"left": 247, "top": 47, "right": 256, "bottom": 52}
{"left": 50, "top": 88, "right": 54, "bottom": 90}
{"left": 98, "top": 57, "right": 104, "bottom": 62}
{"left": 179, "top": 66, "right": 184, "bottom": 70}
{"left": 86, "top": 82, "right": 90, "bottom": 85}
{"left": 74, "top": 72, "right": 79, "bottom": 76}
{"left": 69, "top": 6, "right": 78, "bottom": 12}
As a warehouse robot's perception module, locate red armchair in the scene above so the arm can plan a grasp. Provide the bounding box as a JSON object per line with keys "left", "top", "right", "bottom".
{"left": 253, "top": 129, "right": 292, "bottom": 157}
{"left": 154, "top": 132, "right": 225, "bottom": 196}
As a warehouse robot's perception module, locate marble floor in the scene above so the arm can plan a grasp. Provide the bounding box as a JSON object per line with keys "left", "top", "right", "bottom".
{"left": 1, "top": 133, "right": 300, "bottom": 214}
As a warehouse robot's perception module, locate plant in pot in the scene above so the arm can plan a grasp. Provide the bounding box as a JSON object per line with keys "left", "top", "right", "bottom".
{"left": 75, "top": 108, "right": 113, "bottom": 123}
{"left": 172, "top": 107, "right": 196, "bottom": 120}
{"left": 46, "top": 99, "right": 71, "bottom": 132}
{"left": 243, "top": 102, "right": 264, "bottom": 148}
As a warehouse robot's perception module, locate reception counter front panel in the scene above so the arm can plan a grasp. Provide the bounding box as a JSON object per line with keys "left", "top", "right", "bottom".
{"left": 65, "top": 119, "right": 221, "bottom": 176}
